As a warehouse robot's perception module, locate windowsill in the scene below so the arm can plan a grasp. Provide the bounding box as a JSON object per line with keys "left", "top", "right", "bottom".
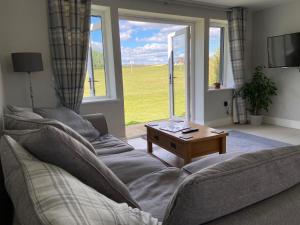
{"left": 82, "top": 97, "right": 119, "bottom": 104}
{"left": 208, "top": 87, "right": 235, "bottom": 92}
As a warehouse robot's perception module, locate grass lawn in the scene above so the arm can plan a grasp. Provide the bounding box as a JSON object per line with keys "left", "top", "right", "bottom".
{"left": 84, "top": 64, "right": 185, "bottom": 125}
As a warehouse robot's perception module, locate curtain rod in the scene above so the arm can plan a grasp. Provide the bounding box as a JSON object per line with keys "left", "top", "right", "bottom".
{"left": 154, "top": 0, "right": 228, "bottom": 12}
{"left": 155, "top": 0, "right": 246, "bottom": 12}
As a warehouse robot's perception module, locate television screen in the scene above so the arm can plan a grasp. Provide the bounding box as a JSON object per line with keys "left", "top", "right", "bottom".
{"left": 268, "top": 32, "right": 300, "bottom": 68}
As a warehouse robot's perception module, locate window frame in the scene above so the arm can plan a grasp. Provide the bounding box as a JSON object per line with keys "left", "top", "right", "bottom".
{"left": 208, "top": 20, "right": 233, "bottom": 90}
{"left": 83, "top": 5, "right": 116, "bottom": 102}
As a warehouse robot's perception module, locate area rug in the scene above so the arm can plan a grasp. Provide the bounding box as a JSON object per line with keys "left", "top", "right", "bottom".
{"left": 226, "top": 130, "right": 291, "bottom": 153}
{"left": 136, "top": 130, "right": 291, "bottom": 154}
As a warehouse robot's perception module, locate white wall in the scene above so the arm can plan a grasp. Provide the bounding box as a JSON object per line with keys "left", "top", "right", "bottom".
{"left": 0, "top": 0, "right": 251, "bottom": 137}
{"left": 0, "top": 0, "right": 57, "bottom": 108}
{"left": 253, "top": 1, "right": 300, "bottom": 126}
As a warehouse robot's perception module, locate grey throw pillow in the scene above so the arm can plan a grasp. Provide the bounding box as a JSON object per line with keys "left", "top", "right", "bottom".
{"left": 5, "top": 126, "right": 139, "bottom": 209}
{"left": 4, "top": 114, "right": 95, "bottom": 154}
{"left": 6, "top": 105, "right": 43, "bottom": 119}
{"left": 34, "top": 107, "right": 100, "bottom": 141}
{"left": 0, "top": 136, "right": 160, "bottom": 225}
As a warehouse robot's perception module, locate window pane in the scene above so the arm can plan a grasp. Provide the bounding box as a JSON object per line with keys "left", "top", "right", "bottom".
{"left": 84, "top": 16, "right": 107, "bottom": 97}
{"left": 172, "top": 34, "right": 186, "bottom": 118}
{"left": 209, "top": 27, "right": 222, "bottom": 87}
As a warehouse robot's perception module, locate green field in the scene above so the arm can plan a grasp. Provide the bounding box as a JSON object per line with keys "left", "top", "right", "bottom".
{"left": 84, "top": 64, "right": 185, "bottom": 125}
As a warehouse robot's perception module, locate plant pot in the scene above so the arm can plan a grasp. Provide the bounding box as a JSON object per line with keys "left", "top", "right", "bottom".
{"left": 250, "top": 115, "right": 263, "bottom": 126}
{"left": 214, "top": 82, "right": 221, "bottom": 89}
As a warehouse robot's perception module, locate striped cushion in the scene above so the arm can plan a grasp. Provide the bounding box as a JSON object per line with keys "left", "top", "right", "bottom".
{"left": 5, "top": 126, "right": 139, "bottom": 208}
{"left": 0, "top": 136, "right": 161, "bottom": 225}
{"left": 4, "top": 114, "right": 95, "bottom": 154}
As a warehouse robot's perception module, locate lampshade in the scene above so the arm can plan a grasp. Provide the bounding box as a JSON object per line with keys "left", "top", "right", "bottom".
{"left": 11, "top": 52, "right": 43, "bottom": 73}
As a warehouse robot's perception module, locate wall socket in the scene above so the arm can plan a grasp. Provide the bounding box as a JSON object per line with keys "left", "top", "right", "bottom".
{"left": 224, "top": 101, "right": 231, "bottom": 115}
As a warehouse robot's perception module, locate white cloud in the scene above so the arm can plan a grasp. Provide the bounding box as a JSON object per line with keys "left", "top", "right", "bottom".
{"left": 136, "top": 33, "right": 167, "bottom": 43}
{"left": 121, "top": 43, "right": 168, "bottom": 65}
{"left": 209, "top": 27, "right": 221, "bottom": 40}
{"left": 118, "top": 20, "right": 188, "bottom": 64}
{"left": 143, "top": 43, "right": 167, "bottom": 51}
{"left": 135, "top": 25, "right": 187, "bottom": 43}
{"left": 120, "top": 29, "right": 133, "bottom": 41}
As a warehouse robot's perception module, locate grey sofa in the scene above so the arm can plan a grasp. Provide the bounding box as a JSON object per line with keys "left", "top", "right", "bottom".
{"left": 2, "top": 107, "right": 300, "bottom": 225}
{"left": 87, "top": 113, "right": 300, "bottom": 225}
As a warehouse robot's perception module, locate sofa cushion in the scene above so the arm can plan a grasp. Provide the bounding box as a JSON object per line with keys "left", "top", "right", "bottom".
{"left": 92, "top": 134, "right": 134, "bottom": 156}
{"left": 5, "top": 127, "right": 139, "bottom": 209}
{"left": 0, "top": 158, "right": 13, "bottom": 225}
{"left": 34, "top": 107, "right": 100, "bottom": 141}
{"left": 6, "top": 105, "right": 43, "bottom": 119}
{"left": 183, "top": 151, "right": 244, "bottom": 174}
{"left": 4, "top": 114, "right": 95, "bottom": 154}
{"left": 0, "top": 136, "right": 160, "bottom": 225}
{"left": 205, "top": 183, "right": 300, "bottom": 225}
{"left": 128, "top": 168, "right": 188, "bottom": 221}
{"left": 83, "top": 113, "right": 108, "bottom": 135}
{"left": 99, "top": 149, "right": 168, "bottom": 184}
{"left": 163, "top": 145, "right": 300, "bottom": 225}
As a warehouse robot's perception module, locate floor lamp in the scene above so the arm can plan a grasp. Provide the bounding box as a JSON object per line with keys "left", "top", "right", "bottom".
{"left": 11, "top": 52, "right": 43, "bottom": 108}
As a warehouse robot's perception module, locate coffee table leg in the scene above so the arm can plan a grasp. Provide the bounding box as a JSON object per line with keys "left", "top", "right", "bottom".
{"left": 147, "top": 140, "right": 153, "bottom": 154}
{"left": 184, "top": 148, "right": 191, "bottom": 165}
{"left": 219, "top": 137, "right": 226, "bottom": 154}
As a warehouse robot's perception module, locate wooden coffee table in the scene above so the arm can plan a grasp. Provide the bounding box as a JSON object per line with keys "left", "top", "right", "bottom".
{"left": 145, "top": 121, "right": 228, "bottom": 165}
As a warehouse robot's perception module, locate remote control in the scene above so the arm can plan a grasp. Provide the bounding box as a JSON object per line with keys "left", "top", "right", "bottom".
{"left": 182, "top": 128, "right": 199, "bottom": 134}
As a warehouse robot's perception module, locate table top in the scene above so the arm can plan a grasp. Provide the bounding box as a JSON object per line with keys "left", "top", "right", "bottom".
{"left": 145, "top": 120, "right": 228, "bottom": 142}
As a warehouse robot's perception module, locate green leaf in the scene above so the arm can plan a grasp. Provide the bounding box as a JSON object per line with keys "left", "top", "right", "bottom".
{"left": 237, "top": 66, "right": 277, "bottom": 115}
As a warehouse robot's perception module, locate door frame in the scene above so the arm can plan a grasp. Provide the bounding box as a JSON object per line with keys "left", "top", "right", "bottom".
{"left": 168, "top": 27, "right": 191, "bottom": 121}
{"left": 118, "top": 11, "right": 198, "bottom": 123}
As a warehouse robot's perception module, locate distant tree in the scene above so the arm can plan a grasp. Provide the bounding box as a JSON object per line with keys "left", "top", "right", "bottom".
{"left": 209, "top": 49, "right": 220, "bottom": 86}
{"left": 91, "top": 50, "right": 104, "bottom": 69}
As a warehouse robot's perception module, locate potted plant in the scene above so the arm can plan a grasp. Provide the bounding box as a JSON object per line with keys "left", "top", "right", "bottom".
{"left": 237, "top": 66, "right": 277, "bottom": 126}
{"left": 214, "top": 82, "right": 221, "bottom": 89}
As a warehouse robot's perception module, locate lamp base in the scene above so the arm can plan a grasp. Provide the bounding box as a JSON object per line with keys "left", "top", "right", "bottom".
{"left": 28, "top": 72, "right": 34, "bottom": 109}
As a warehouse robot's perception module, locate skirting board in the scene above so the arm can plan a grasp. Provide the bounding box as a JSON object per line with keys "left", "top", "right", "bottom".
{"left": 264, "top": 116, "right": 300, "bottom": 130}
{"left": 195, "top": 117, "right": 232, "bottom": 127}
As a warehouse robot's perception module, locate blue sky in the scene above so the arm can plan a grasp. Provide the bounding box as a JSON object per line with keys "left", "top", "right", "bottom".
{"left": 90, "top": 17, "right": 220, "bottom": 65}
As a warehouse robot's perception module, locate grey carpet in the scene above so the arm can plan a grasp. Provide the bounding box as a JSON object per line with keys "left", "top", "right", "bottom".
{"left": 226, "top": 130, "right": 291, "bottom": 153}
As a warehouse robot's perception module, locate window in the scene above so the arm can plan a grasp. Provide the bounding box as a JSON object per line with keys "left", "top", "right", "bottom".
{"left": 208, "top": 25, "right": 225, "bottom": 88}
{"left": 84, "top": 16, "right": 107, "bottom": 98}
{"left": 83, "top": 6, "right": 116, "bottom": 101}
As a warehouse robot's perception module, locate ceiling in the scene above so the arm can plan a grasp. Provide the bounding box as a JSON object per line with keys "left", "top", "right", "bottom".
{"left": 158, "top": 0, "right": 295, "bottom": 11}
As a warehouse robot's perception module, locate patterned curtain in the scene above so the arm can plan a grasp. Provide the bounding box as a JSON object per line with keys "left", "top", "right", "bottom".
{"left": 227, "top": 7, "right": 247, "bottom": 124}
{"left": 48, "top": 0, "right": 91, "bottom": 113}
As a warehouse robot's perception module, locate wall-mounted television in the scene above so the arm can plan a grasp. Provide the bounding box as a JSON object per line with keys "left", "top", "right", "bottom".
{"left": 268, "top": 32, "right": 300, "bottom": 68}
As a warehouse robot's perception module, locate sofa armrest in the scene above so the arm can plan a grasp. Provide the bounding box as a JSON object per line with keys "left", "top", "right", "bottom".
{"left": 163, "top": 146, "right": 300, "bottom": 225}
{"left": 83, "top": 113, "right": 108, "bottom": 135}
